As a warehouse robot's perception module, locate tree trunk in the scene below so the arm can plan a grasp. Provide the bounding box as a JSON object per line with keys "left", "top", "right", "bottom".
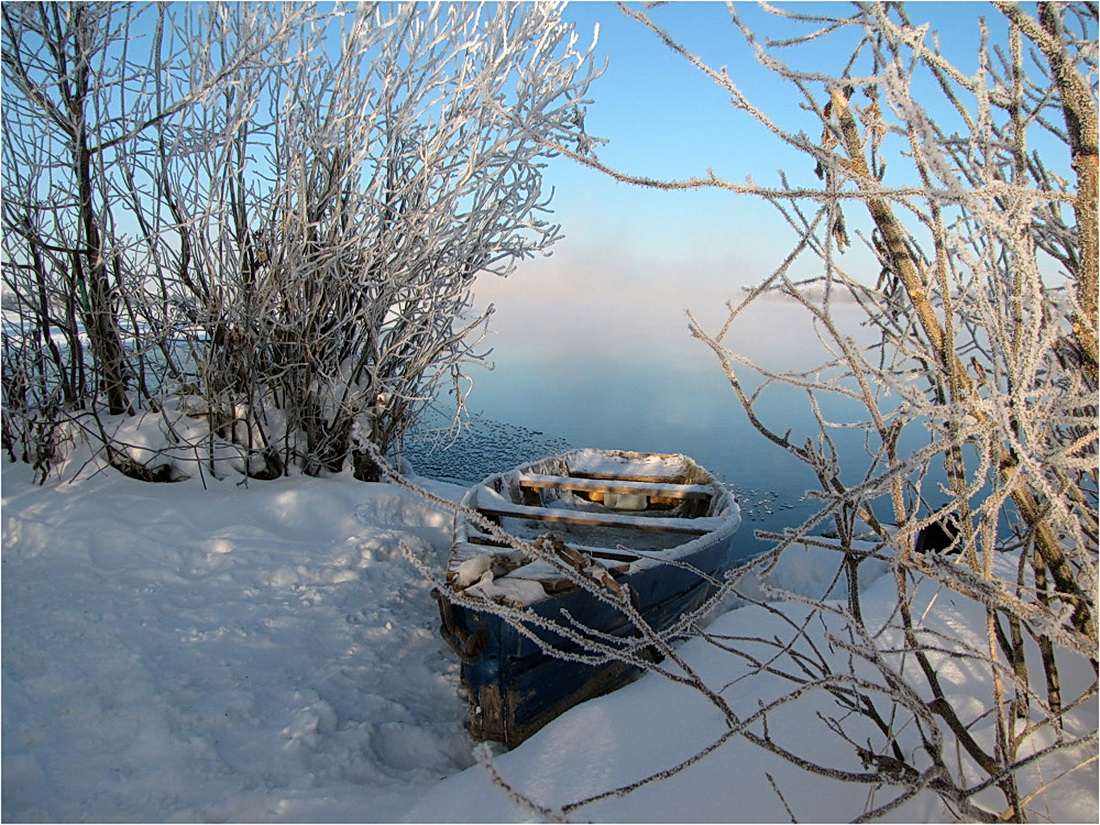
{"left": 69, "top": 5, "right": 130, "bottom": 416}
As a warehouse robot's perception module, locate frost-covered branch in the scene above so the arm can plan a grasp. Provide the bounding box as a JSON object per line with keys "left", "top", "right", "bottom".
{"left": 2, "top": 2, "right": 601, "bottom": 483}
{"left": 508, "top": 1, "right": 1098, "bottom": 818}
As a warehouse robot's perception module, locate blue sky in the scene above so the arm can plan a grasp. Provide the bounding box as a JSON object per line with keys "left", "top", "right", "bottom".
{"left": 548, "top": 1, "right": 1062, "bottom": 194}
{"left": 473, "top": 1, "right": 1086, "bottom": 368}
{"left": 475, "top": 1, "right": 855, "bottom": 364}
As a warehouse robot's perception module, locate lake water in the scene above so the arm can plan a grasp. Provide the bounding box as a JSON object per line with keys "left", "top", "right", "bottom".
{"left": 405, "top": 294, "right": 901, "bottom": 564}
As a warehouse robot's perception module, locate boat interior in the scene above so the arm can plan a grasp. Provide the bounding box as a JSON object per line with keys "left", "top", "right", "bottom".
{"left": 449, "top": 452, "right": 730, "bottom": 599}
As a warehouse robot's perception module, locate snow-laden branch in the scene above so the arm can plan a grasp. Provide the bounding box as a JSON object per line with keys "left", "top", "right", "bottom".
{"left": 2, "top": 1, "right": 602, "bottom": 482}
{"left": 501, "top": 1, "right": 1098, "bottom": 818}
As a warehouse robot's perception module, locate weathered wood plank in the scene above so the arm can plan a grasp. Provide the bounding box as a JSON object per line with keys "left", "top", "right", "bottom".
{"left": 518, "top": 473, "right": 712, "bottom": 500}
{"left": 452, "top": 540, "right": 640, "bottom": 564}
{"left": 568, "top": 470, "right": 688, "bottom": 485}
{"left": 474, "top": 500, "right": 714, "bottom": 534}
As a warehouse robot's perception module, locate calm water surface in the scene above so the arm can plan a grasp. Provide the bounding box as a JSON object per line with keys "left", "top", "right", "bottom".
{"left": 407, "top": 296, "right": 905, "bottom": 564}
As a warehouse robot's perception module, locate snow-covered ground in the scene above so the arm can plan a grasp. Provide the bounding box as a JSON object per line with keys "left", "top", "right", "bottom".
{"left": 2, "top": 461, "right": 476, "bottom": 822}
{"left": 3, "top": 461, "right": 1096, "bottom": 822}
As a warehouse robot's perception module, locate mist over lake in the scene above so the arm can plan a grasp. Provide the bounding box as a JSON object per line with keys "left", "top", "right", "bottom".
{"left": 407, "top": 289, "right": 907, "bottom": 565}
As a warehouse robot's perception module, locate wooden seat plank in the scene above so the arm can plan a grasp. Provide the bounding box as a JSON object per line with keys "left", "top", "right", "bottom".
{"left": 452, "top": 540, "right": 640, "bottom": 565}
{"left": 568, "top": 470, "right": 688, "bottom": 485}
{"left": 518, "top": 473, "right": 712, "bottom": 500}
{"left": 474, "top": 500, "right": 713, "bottom": 535}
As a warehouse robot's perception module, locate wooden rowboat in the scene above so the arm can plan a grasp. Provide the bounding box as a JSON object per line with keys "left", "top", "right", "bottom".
{"left": 434, "top": 449, "right": 742, "bottom": 746}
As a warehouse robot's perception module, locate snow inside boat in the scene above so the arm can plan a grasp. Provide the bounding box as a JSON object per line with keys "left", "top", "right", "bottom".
{"left": 435, "top": 449, "right": 742, "bottom": 746}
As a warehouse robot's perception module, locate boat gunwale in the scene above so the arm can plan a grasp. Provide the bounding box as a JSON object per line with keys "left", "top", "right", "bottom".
{"left": 449, "top": 449, "right": 741, "bottom": 605}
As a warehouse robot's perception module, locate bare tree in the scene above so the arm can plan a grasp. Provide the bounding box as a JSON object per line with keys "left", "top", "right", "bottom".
{"left": 407, "top": 2, "right": 1096, "bottom": 820}
{"left": 1, "top": 1, "right": 312, "bottom": 477}
{"left": 2, "top": 2, "right": 147, "bottom": 469}
{"left": 2, "top": 1, "right": 599, "bottom": 482}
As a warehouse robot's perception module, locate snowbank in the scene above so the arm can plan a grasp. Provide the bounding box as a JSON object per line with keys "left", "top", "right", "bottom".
{"left": 3, "top": 463, "right": 1096, "bottom": 822}
{"left": 2, "top": 463, "right": 469, "bottom": 822}
{"left": 404, "top": 567, "right": 1098, "bottom": 823}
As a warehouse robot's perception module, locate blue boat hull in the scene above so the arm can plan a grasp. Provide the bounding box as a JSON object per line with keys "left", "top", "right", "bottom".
{"left": 452, "top": 529, "right": 735, "bottom": 745}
